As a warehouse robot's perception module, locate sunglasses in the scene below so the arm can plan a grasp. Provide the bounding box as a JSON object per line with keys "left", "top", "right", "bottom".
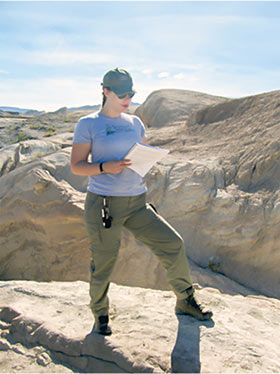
{"left": 117, "top": 92, "right": 135, "bottom": 99}
{"left": 105, "top": 87, "right": 135, "bottom": 99}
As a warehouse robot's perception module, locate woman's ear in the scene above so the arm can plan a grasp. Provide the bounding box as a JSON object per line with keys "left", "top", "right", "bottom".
{"left": 103, "top": 87, "right": 110, "bottom": 97}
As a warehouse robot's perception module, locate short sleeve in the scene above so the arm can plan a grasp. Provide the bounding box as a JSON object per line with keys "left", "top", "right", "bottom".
{"left": 73, "top": 118, "right": 92, "bottom": 143}
{"left": 133, "top": 116, "right": 146, "bottom": 138}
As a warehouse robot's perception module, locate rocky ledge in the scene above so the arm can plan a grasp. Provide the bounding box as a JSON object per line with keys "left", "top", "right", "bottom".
{"left": 0, "top": 279, "right": 280, "bottom": 373}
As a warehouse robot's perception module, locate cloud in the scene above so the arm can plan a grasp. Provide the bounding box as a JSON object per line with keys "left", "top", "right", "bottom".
{"left": 174, "top": 73, "right": 185, "bottom": 80}
{"left": 142, "top": 68, "right": 153, "bottom": 76}
{"left": 158, "top": 72, "right": 170, "bottom": 79}
{"left": 0, "top": 69, "right": 8, "bottom": 74}
{"left": 1, "top": 63, "right": 279, "bottom": 112}
{"left": 134, "top": 63, "right": 280, "bottom": 104}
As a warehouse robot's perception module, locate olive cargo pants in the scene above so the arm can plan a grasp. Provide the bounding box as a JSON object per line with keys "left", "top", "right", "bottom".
{"left": 84, "top": 191, "right": 192, "bottom": 318}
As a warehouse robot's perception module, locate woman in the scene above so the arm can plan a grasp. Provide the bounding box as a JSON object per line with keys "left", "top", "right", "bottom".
{"left": 71, "top": 68, "right": 212, "bottom": 335}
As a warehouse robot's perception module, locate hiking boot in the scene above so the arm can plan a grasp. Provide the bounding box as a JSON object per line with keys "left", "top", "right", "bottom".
{"left": 175, "top": 287, "right": 213, "bottom": 321}
{"left": 93, "top": 315, "right": 112, "bottom": 336}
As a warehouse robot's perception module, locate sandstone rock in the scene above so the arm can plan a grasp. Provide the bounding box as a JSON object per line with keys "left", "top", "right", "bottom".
{"left": 187, "top": 90, "right": 280, "bottom": 192}
{"left": 188, "top": 90, "right": 280, "bottom": 127}
{"left": 0, "top": 135, "right": 258, "bottom": 296}
{"left": 138, "top": 90, "right": 280, "bottom": 298}
{"left": 0, "top": 139, "right": 60, "bottom": 176}
{"left": 0, "top": 339, "right": 73, "bottom": 373}
{"left": 0, "top": 337, "right": 11, "bottom": 351}
{"left": 0, "top": 141, "right": 89, "bottom": 282}
{"left": 0, "top": 280, "right": 280, "bottom": 373}
{"left": 12, "top": 343, "right": 26, "bottom": 355}
{"left": 37, "top": 351, "right": 52, "bottom": 366}
{"left": 142, "top": 161, "right": 280, "bottom": 299}
{"left": 0, "top": 89, "right": 280, "bottom": 300}
{"left": 135, "top": 89, "right": 226, "bottom": 128}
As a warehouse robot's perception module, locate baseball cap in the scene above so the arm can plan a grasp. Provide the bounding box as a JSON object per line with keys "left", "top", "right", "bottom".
{"left": 101, "top": 68, "right": 136, "bottom": 96}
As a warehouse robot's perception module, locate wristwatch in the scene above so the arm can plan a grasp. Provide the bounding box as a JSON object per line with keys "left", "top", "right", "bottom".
{"left": 99, "top": 162, "right": 105, "bottom": 174}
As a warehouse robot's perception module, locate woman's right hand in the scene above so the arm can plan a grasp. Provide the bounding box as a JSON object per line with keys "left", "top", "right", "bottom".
{"left": 103, "top": 159, "right": 132, "bottom": 174}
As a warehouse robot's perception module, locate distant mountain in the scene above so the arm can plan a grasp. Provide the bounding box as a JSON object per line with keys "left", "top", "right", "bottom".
{"left": 0, "top": 106, "right": 44, "bottom": 115}
{"left": 68, "top": 105, "right": 100, "bottom": 112}
{"left": 0, "top": 102, "right": 140, "bottom": 115}
{"left": 0, "top": 105, "right": 97, "bottom": 114}
{"left": 0, "top": 106, "right": 32, "bottom": 114}
{"left": 25, "top": 109, "right": 45, "bottom": 116}
{"left": 68, "top": 102, "right": 140, "bottom": 111}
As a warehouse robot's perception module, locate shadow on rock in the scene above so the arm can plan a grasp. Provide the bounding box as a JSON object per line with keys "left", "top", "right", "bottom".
{"left": 171, "top": 315, "right": 215, "bottom": 373}
{"left": 83, "top": 330, "right": 152, "bottom": 373}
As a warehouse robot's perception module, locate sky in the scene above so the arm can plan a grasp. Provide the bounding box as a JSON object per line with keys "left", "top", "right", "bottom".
{"left": 0, "top": 1, "right": 280, "bottom": 111}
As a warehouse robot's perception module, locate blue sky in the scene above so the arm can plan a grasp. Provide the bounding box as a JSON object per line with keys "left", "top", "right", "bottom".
{"left": 0, "top": 1, "right": 280, "bottom": 111}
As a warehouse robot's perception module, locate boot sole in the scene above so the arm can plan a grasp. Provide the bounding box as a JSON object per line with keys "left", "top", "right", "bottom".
{"left": 175, "top": 308, "right": 213, "bottom": 321}
{"left": 94, "top": 327, "right": 112, "bottom": 336}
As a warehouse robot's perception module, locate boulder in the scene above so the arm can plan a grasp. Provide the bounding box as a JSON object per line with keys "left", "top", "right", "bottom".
{"left": 135, "top": 89, "right": 226, "bottom": 127}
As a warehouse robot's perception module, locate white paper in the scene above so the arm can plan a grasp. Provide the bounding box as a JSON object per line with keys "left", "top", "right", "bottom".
{"left": 125, "top": 142, "right": 169, "bottom": 177}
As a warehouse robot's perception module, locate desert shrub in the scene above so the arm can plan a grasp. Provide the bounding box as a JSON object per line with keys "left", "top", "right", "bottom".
{"left": 29, "top": 124, "right": 45, "bottom": 130}
{"left": 7, "top": 125, "right": 21, "bottom": 134}
{"left": 12, "top": 131, "right": 30, "bottom": 143}
{"left": 43, "top": 125, "right": 56, "bottom": 137}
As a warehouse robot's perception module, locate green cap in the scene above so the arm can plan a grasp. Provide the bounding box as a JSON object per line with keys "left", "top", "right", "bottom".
{"left": 101, "top": 68, "right": 136, "bottom": 96}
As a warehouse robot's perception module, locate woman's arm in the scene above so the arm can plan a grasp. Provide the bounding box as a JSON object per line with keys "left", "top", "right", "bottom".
{"left": 71, "top": 143, "right": 99, "bottom": 176}
{"left": 70, "top": 143, "right": 132, "bottom": 176}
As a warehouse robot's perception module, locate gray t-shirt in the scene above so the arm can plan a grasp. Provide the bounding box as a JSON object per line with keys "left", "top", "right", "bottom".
{"left": 73, "top": 111, "right": 147, "bottom": 196}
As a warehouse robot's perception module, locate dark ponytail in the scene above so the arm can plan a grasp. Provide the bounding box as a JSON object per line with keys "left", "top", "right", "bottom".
{"left": 102, "top": 92, "right": 107, "bottom": 108}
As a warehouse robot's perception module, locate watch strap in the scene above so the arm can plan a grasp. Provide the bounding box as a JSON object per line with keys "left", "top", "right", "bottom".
{"left": 99, "top": 162, "right": 105, "bottom": 173}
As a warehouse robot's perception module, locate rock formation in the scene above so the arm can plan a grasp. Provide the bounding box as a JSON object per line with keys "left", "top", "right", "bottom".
{"left": 0, "top": 90, "right": 279, "bottom": 300}
{"left": 1, "top": 279, "right": 280, "bottom": 373}
{"left": 141, "top": 90, "right": 280, "bottom": 298}
{"left": 0, "top": 136, "right": 89, "bottom": 282}
{"left": 135, "top": 89, "right": 226, "bottom": 128}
